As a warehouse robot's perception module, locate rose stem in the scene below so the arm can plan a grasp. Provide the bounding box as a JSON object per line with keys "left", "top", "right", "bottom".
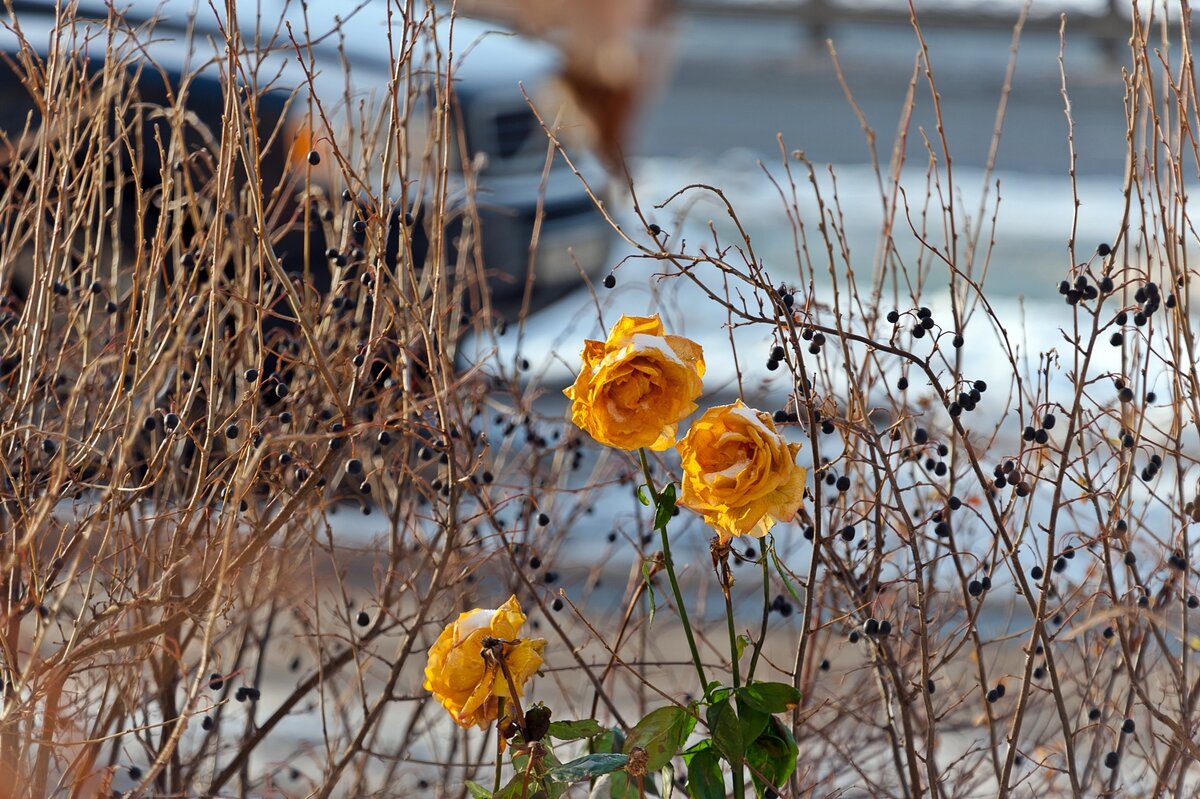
{"left": 745, "top": 543, "right": 772, "bottom": 683}
{"left": 719, "top": 543, "right": 747, "bottom": 799}
{"left": 490, "top": 644, "right": 529, "bottom": 740}
{"left": 638, "top": 448, "right": 710, "bottom": 700}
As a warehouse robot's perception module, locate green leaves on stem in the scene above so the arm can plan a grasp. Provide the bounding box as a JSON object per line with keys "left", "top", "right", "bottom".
{"left": 681, "top": 682, "right": 801, "bottom": 798}
{"left": 624, "top": 705, "right": 697, "bottom": 772}
{"left": 746, "top": 717, "right": 799, "bottom": 797}
{"left": 636, "top": 462, "right": 677, "bottom": 528}
{"left": 653, "top": 482, "right": 678, "bottom": 530}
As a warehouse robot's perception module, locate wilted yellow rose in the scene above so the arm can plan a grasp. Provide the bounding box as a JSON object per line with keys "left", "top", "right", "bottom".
{"left": 423, "top": 596, "right": 546, "bottom": 729}
{"left": 565, "top": 315, "right": 705, "bottom": 450}
{"left": 676, "top": 401, "right": 807, "bottom": 543}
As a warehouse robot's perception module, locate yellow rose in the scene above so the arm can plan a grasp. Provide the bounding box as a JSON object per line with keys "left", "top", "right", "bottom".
{"left": 676, "top": 401, "right": 807, "bottom": 543}
{"left": 564, "top": 315, "right": 705, "bottom": 451}
{"left": 423, "top": 596, "right": 546, "bottom": 729}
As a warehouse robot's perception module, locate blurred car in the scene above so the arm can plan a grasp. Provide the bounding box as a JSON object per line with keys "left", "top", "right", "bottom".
{"left": 0, "top": 0, "right": 613, "bottom": 312}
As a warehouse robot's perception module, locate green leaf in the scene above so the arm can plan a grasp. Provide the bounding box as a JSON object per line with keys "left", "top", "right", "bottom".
{"left": 548, "top": 719, "right": 607, "bottom": 741}
{"left": 642, "top": 561, "right": 658, "bottom": 626}
{"left": 746, "top": 716, "right": 799, "bottom": 797}
{"left": 625, "top": 706, "right": 696, "bottom": 772}
{"left": 705, "top": 682, "right": 730, "bottom": 704}
{"left": 494, "top": 776, "right": 538, "bottom": 799}
{"left": 607, "top": 771, "right": 634, "bottom": 799}
{"left": 735, "top": 694, "right": 770, "bottom": 747}
{"left": 706, "top": 697, "right": 743, "bottom": 764}
{"left": 607, "top": 770, "right": 661, "bottom": 799}
{"left": 682, "top": 746, "right": 725, "bottom": 799}
{"left": 593, "top": 725, "right": 625, "bottom": 756}
{"left": 739, "top": 681, "right": 802, "bottom": 715}
{"left": 637, "top": 485, "right": 652, "bottom": 506}
{"left": 465, "top": 781, "right": 493, "bottom": 798}
{"left": 735, "top": 634, "right": 750, "bottom": 662}
{"left": 653, "top": 483, "right": 678, "bottom": 529}
{"left": 546, "top": 753, "right": 630, "bottom": 783}
{"left": 769, "top": 544, "right": 805, "bottom": 606}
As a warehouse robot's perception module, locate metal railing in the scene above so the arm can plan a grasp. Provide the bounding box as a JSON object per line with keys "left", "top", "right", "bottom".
{"left": 676, "top": 0, "right": 1158, "bottom": 48}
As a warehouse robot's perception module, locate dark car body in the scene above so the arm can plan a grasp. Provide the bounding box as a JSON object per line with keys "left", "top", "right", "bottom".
{"left": 0, "top": 0, "right": 612, "bottom": 313}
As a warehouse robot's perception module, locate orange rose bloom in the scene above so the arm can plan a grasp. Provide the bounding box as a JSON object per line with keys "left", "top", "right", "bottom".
{"left": 676, "top": 401, "right": 807, "bottom": 543}
{"left": 564, "top": 315, "right": 705, "bottom": 451}
{"left": 423, "top": 596, "right": 545, "bottom": 729}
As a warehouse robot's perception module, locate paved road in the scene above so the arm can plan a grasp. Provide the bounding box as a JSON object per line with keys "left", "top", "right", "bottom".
{"left": 633, "top": 13, "right": 1129, "bottom": 177}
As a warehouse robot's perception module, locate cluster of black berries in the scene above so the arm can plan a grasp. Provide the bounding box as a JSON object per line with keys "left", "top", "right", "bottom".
{"left": 1058, "top": 272, "right": 1107, "bottom": 305}
{"left": 908, "top": 429, "right": 951, "bottom": 477}
{"left": 847, "top": 619, "right": 884, "bottom": 643}
{"left": 985, "top": 682, "right": 1006, "bottom": 703}
{"left": 799, "top": 328, "right": 826, "bottom": 356}
{"left": 1021, "top": 412, "right": 1056, "bottom": 445}
{"left": 821, "top": 468, "right": 852, "bottom": 493}
{"left": 947, "top": 379, "right": 987, "bottom": 417}
{"left": 1110, "top": 280, "right": 1175, "bottom": 337}
{"left": 967, "top": 574, "right": 992, "bottom": 597}
{"left": 770, "top": 594, "right": 794, "bottom": 617}
{"left": 1114, "top": 377, "right": 1136, "bottom": 404}
{"left": 1134, "top": 280, "right": 1172, "bottom": 320}
{"left": 766, "top": 344, "right": 786, "bottom": 371}
{"left": 930, "top": 509, "right": 951, "bottom": 538}
{"left": 1140, "top": 452, "right": 1162, "bottom": 482}
{"left": 885, "top": 306, "right": 923, "bottom": 333}
{"left": 864, "top": 614, "right": 892, "bottom": 633}
{"left": 775, "top": 284, "right": 796, "bottom": 312}
{"left": 772, "top": 408, "right": 801, "bottom": 425}
{"left": 991, "top": 460, "right": 1032, "bottom": 497}
{"left": 1051, "top": 547, "right": 1076, "bottom": 574}
{"left": 234, "top": 685, "right": 261, "bottom": 702}
{"left": 886, "top": 306, "right": 961, "bottom": 345}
